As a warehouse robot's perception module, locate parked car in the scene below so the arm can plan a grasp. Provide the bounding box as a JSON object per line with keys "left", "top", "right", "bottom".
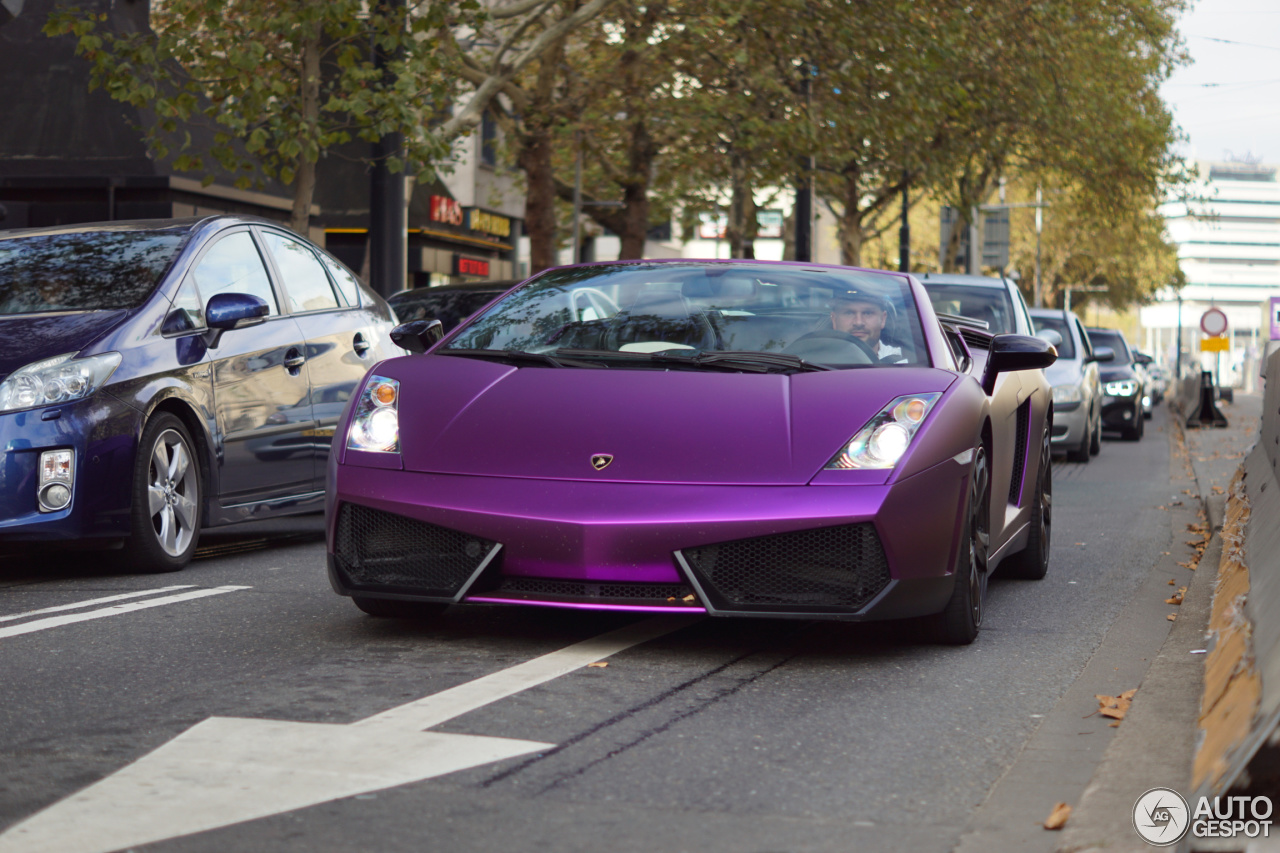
{"left": 0, "top": 215, "right": 403, "bottom": 571}
{"left": 1132, "top": 351, "right": 1162, "bottom": 417}
{"left": 386, "top": 280, "right": 518, "bottom": 331}
{"left": 917, "top": 272, "right": 1036, "bottom": 336}
{"left": 1029, "top": 308, "right": 1110, "bottom": 462}
{"left": 327, "top": 260, "right": 1057, "bottom": 645}
{"left": 1086, "top": 327, "right": 1146, "bottom": 440}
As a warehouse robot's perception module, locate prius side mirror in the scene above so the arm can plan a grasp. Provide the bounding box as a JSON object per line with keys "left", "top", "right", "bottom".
{"left": 202, "top": 292, "right": 269, "bottom": 348}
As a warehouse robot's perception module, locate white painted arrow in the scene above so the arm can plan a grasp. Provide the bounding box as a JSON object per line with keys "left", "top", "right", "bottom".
{"left": 0, "top": 615, "right": 697, "bottom": 853}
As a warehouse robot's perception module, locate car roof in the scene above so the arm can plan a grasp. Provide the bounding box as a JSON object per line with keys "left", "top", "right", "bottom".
{"left": 917, "top": 272, "right": 1011, "bottom": 289}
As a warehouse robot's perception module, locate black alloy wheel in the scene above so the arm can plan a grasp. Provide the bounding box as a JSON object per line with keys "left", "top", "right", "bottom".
{"left": 928, "top": 446, "right": 990, "bottom": 645}
{"left": 121, "top": 413, "right": 202, "bottom": 573}
{"left": 1001, "top": 428, "right": 1052, "bottom": 580}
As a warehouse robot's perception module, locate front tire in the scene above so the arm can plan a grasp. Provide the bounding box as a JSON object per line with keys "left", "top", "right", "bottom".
{"left": 1001, "top": 428, "right": 1052, "bottom": 580}
{"left": 1089, "top": 407, "right": 1102, "bottom": 455}
{"left": 121, "top": 413, "right": 202, "bottom": 573}
{"left": 927, "top": 447, "right": 990, "bottom": 645}
{"left": 1067, "top": 417, "right": 1090, "bottom": 463}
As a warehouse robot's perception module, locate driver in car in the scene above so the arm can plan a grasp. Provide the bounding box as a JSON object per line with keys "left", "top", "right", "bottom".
{"left": 828, "top": 289, "right": 907, "bottom": 363}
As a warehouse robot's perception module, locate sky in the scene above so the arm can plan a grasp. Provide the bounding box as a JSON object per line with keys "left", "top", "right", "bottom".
{"left": 1160, "top": 0, "right": 1280, "bottom": 164}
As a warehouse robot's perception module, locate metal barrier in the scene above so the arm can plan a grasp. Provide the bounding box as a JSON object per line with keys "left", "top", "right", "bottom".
{"left": 1193, "top": 347, "right": 1280, "bottom": 796}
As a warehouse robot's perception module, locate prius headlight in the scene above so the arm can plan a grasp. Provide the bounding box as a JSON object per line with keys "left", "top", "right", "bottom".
{"left": 0, "top": 352, "right": 122, "bottom": 413}
{"left": 1104, "top": 380, "right": 1138, "bottom": 397}
{"left": 346, "top": 375, "right": 400, "bottom": 453}
{"left": 825, "top": 393, "right": 942, "bottom": 470}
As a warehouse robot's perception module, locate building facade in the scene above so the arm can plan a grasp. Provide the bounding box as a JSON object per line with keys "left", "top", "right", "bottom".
{"left": 1147, "top": 159, "right": 1280, "bottom": 387}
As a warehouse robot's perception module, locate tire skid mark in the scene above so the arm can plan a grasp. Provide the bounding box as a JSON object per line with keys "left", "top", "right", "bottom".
{"left": 480, "top": 637, "right": 804, "bottom": 793}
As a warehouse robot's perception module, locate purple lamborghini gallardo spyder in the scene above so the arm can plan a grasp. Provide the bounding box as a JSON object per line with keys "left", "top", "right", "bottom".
{"left": 326, "top": 261, "right": 1055, "bottom": 644}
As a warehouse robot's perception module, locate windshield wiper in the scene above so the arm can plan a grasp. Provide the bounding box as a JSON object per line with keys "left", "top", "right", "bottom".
{"left": 440, "top": 348, "right": 604, "bottom": 368}
{"left": 553, "top": 348, "right": 832, "bottom": 373}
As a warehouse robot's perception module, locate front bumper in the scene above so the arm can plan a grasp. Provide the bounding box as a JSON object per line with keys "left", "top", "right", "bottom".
{"left": 328, "top": 459, "right": 970, "bottom": 622}
{"left": 1100, "top": 395, "right": 1140, "bottom": 430}
{"left": 0, "top": 394, "right": 142, "bottom": 545}
{"left": 1050, "top": 400, "right": 1088, "bottom": 448}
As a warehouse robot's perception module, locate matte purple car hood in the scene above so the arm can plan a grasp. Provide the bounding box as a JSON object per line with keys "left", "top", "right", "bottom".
{"left": 0, "top": 311, "right": 127, "bottom": 378}
{"left": 391, "top": 356, "right": 956, "bottom": 485}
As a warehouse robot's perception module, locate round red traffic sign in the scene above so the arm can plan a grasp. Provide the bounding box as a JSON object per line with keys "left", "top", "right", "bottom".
{"left": 1201, "top": 307, "right": 1228, "bottom": 337}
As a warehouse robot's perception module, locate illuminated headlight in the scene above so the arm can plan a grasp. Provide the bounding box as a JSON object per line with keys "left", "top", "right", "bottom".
{"left": 0, "top": 352, "right": 122, "bottom": 414}
{"left": 825, "top": 393, "right": 942, "bottom": 470}
{"left": 346, "top": 375, "right": 400, "bottom": 453}
{"left": 38, "top": 449, "right": 74, "bottom": 512}
{"left": 1104, "top": 380, "right": 1138, "bottom": 397}
{"left": 1142, "top": 395, "right": 1152, "bottom": 407}
{"left": 1052, "top": 384, "right": 1082, "bottom": 404}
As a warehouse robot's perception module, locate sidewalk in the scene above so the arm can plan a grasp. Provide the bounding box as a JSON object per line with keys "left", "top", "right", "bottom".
{"left": 1055, "top": 392, "right": 1263, "bottom": 853}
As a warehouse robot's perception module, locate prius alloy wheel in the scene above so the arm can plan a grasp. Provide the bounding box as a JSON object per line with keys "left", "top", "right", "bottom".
{"left": 123, "top": 413, "right": 202, "bottom": 573}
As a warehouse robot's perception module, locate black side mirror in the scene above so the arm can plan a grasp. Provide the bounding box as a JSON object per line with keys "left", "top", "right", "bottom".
{"left": 202, "top": 292, "right": 269, "bottom": 348}
{"left": 1089, "top": 346, "right": 1115, "bottom": 363}
{"left": 982, "top": 334, "right": 1057, "bottom": 395}
{"left": 391, "top": 319, "right": 445, "bottom": 354}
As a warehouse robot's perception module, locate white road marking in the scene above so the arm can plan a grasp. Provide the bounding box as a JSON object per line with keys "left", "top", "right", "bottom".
{"left": 0, "top": 614, "right": 699, "bottom": 853}
{"left": 0, "top": 586, "right": 196, "bottom": 623}
{"left": 0, "top": 586, "right": 251, "bottom": 639}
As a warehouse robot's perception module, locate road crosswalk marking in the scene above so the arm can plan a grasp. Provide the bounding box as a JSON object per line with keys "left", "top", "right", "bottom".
{"left": 0, "top": 586, "right": 251, "bottom": 639}
{"left": 0, "top": 585, "right": 196, "bottom": 623}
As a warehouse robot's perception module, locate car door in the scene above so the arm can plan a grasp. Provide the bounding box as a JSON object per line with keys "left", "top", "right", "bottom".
{"left": 256, "top": 228, "right": 380, "bottom": 488}
{"left": 187, "top": 229, "right": 315, "bottom": 501}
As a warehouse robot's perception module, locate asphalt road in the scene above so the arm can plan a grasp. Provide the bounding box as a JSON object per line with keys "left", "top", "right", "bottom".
{"left": 0, "top": 404, "right": 1192, "bottom": 853}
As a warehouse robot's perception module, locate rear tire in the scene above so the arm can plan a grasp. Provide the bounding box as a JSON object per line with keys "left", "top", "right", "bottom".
{"left": 352, "top": 596, "right": 448, "bottom": 620}
{"left": 1001, "top": 428, "right": 1052, "bottom": 580}
{"left": 120, "top": 413, "right": 201, "bottom": 573}
{"left": 926, "top": 447, "right": 989, "bottom": 645}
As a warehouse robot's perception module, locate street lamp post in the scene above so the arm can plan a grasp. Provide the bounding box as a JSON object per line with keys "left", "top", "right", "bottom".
{"left": 898, "top": 170, "right": 910, "bottom": 273}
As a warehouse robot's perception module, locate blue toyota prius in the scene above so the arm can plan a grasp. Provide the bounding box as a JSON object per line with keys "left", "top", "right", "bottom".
{"left": 0, "top": 215, "right": 403, "bottom": 571}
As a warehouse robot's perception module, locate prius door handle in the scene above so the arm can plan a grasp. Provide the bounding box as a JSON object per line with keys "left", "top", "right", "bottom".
{"left": 284, "top": 350, "right": 306, "bottom": 370}
{"left": 353, "top": 334, "right": 371, "bottom": 355}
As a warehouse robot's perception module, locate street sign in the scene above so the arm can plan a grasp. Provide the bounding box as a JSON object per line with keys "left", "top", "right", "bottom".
{"left": 1201, "top": 336, "right": 1229, "bottom": 352}
{"left": 1200, "top": 307, "right": 1229, "bottom": 337}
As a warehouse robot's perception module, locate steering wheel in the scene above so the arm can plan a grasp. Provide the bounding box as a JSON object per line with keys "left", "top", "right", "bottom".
{"left": 783, "top": 329, "right": 877, "bottom": 365}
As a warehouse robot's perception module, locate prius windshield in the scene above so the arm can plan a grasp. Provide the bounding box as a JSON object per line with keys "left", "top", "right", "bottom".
{"left": 443, "top": 263, "right": 930, "bottom": 370}
{"left": 0, "top": 228, "right": 190, "bottom": 316}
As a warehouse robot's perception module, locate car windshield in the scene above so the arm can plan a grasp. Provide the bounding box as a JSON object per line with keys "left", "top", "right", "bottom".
{"left": 0, "top": 228, "right": 189, "bottom": 315}
{"left": 922, "top": 284, "right": 1016, "bottom": 335}
{"left": 1087, "top": 330, "right": 1131, "bottom": 365}
{"left": 1031, "top": 315, "right": 1076, "bottom": 359}
{"left": 442, "top": 263, "right": 929, "bottom": 370}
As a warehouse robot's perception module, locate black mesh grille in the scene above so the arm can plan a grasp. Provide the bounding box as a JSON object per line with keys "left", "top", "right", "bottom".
{"left": 1010, "top": 400, "right": 1031, "bottom": 504}
{"left": 334, "top": 504, "right": 495, "bottom": 595}
{"left": 680, "top": 524, "right": 890, "bottom": 611}
{"left": 492, "top": 577, "right": 695, "bottom": 605}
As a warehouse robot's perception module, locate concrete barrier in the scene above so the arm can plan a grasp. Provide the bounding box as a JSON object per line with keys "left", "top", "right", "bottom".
{"left": 1193, "top": 347, "right": 1280, "bottom": 796}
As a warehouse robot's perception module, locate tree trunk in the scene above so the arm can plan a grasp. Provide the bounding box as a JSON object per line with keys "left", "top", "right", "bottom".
{"left": 727, "top": 160, "right": 759, "bottom": 260}
{"left": 837, "top": 173, "right": 863, "bottom": 266}
{"left": 618, "top": 179, "right": 650, "bottom": 260}
{"left": 520, "top": 125, "right": 558, "bottom": 273}
{"left": 290, "top": 20, "right": 322, "bottom": 237}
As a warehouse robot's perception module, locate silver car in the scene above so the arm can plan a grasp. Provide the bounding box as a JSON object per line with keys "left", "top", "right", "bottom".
{"left": 1029, "top": 308, "right": 1109, "bottom": 462}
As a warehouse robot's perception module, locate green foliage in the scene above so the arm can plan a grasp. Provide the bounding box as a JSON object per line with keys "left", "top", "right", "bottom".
{"left": 45, "top": 0, "right": 482, "bottom": 227}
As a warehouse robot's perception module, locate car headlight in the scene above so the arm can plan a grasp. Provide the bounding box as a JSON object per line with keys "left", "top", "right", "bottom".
{"left": 1104, "top": 380, "right": 1138, "bottom": 397}
{"left": 0, "top": 352, "right": 122, "bottom": 414}
{"left": 825, "top": 393, "right": 942, "bottom": 470}
{"left": 1052, "top": 384, "right": 1082, "bottom": 404}
{"left": 346, "top": 375, "right": 400, "bottom": 453}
